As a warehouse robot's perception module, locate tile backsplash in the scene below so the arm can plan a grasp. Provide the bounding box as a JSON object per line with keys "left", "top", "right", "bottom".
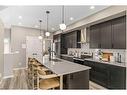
{"left": 68, "top": 43, "right": 126, "bottom": 62}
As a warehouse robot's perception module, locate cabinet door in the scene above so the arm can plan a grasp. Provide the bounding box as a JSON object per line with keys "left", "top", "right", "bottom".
{"left": 108, "top": 66, "right": 126, "bottom": 89}
{"left": 90, "top": 24, "right": 100, "bottom": 48}
{"left": 100, "top": 21, "right": 112, "bottom": 49}
{"left": 112, "top": 16, "right": 126, "bottom": 49}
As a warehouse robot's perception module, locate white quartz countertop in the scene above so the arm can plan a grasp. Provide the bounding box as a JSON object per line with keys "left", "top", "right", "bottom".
{"left": 61, "top": 54, "right": 73, "bottom": 57}
{"left": 85, "top": 58, "right": 126, "bottom": 68}
{"left": 61, "top": 54, "right": 126, "bottom": 67}
{"left": 41, "top": 57, "right": 91, "bottom": 76}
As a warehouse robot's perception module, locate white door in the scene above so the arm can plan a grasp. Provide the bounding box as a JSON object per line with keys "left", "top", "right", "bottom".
{"left": 26, "top": 36, "right": 43, "bottom": 65}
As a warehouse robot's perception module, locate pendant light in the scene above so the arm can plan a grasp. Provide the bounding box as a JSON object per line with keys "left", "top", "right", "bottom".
{"left": 59, "top": 5, "right": 66, "bottom": 30}
{"left": 38, "top": 20, "right": 43, "bottom": 39}
{"left": 45, "top": 11, "right": 50, "bottom": 37}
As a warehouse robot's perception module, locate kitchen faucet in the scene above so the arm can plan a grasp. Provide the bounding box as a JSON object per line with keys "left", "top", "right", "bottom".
{"left": 48, "top": 47, "right": 56, "bottom": 60}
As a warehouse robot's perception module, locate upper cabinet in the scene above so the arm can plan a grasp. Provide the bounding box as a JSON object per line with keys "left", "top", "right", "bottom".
{"left": 111, "top": 16, "right": 126, "bottom": 49}
{"left": 90, "top": 24, "right": 100, "bottom": 48}
{"left": 90, "top": 16, "right": 126, "bottom": 49}
{"left": 100, "top": 21, "right": 112, "bottom": 49}
{"left": 60, "top": 30, "right": 81, "bottom": 54}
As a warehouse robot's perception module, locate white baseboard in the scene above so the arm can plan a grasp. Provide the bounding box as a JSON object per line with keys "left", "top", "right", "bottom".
{"left": 13, "top": 67, "right": 27, "bottom": 71}
{"left": 3, "top": 75, "right": 14, "bottom": 79}
{"left": 0, "top": 79, "right": 3, "bottom": 85}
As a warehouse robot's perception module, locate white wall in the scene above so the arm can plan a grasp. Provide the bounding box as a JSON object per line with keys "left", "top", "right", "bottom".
{"left": 0, "top": 19, "right": 4, "bottom": 79}
{"left": 11, "top": 26, "right": 41, "bottom": 68}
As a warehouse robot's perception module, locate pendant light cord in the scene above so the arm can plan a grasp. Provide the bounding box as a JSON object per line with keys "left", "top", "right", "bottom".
{"left": 46, "top": 11, "right": 50, "bottom": 32}
{"left": 62, "top": 5, "right": 64, "bottom": 23}
{"left": 39, "top": 20, "right": 42, "bottom": 36}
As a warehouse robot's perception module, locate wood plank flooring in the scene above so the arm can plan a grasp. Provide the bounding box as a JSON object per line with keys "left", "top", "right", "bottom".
{"left": 0, "top": 68, "right": 107, "bottom": 90}
{"left": 0, "top": 69, "right": 29, "bottom": 89}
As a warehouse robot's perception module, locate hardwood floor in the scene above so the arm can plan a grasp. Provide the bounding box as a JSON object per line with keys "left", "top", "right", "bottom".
{"left": 0, "top": 68, "right": 107, "bottom": 90}
{"left": 0, "top": 69, "right": 29, "bottom": 89}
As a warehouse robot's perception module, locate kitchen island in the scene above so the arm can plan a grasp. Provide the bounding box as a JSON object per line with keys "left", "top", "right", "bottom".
{"left": 41, "top": 57, "right": 91, "bottom": 89}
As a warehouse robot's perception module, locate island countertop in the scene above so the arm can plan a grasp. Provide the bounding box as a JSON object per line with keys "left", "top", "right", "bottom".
{"left": 41, "top": 57, "right": 91, "bottom": 76}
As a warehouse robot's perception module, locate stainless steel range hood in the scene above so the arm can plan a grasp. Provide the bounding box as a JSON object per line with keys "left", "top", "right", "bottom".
{"left": 78, "top": 28, "right": 87, "bottom": 44}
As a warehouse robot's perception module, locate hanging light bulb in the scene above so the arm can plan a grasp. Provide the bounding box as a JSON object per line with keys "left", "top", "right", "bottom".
{"left": 59, "top": 5, "right": 66, "bottom": 30}
{"left": 38, "top": 20, "right": 43, "bottom": 39}
{"left": 45, "top": 32, "right": 50, "bottom": 37}
{"left": 59, "top": 23, "right": 66, "bottom": 30}
{"left": 38, "top": 35, "right": 42, "bottom": 39}
{"left": 45, "top": 11, "right": 50, "bottom": 37}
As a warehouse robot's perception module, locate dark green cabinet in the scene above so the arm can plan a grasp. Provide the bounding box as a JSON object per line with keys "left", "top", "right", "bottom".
{"left": 90, "top": 16, "right": 126, "bottom": 49}
{"left": 84, "top": 60, "right": 126, "bottom": 89}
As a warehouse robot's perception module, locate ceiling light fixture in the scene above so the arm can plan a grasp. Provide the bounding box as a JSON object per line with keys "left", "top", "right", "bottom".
{"left": 70, "top": 17, "right": 74, "bottom": 21}
{"left": 45, "top": 11, "right": 50, "bottom": 37}
{"left": 18, "top": 16, "right": 22, "bottom": 19}
{"left": 59, "top": 5, "right": 66, "bottom": 31}
{"left": 18, "top": 22, "right": 22, "bottom": 25}
{"left": 90, "top": 6, "right": 95, "bottom": 9}
{"left": 38, "top": 20, "right": 42, "bottom": 40}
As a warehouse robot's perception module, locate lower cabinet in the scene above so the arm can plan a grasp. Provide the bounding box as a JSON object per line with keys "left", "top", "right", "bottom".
{"left": 61, "top": 55, "right": 73, "bottom": 62}
{"left": 63, "top": 70, "right": 89, "bottom": 89}
{"left": 84, "top": 60, "right": 126, "bottom": 89}
{"left": 108, "top": 66, "right": 126, "bottom": 89}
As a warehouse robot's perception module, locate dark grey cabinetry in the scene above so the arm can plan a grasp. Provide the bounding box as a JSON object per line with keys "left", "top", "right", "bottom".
{"left": 84, "top": 60, "right": 126, "bottom": 89}
{"left": 112, "top": 16, "right": 126, "bottom": 49}
{"left": 61, "top": 55, "right": 73, "bottom": 62}
{"left": 60, "top": 30, "right": 81, "bottom": 54}
{"left": 90, "top": 24, "right": 100, "bottom": 48}
{"left": 90, "top": 16, "right": 126, "bottom": 49}
{"left": 63, "top": 70, "right": 89, "bottom": 89}
{"left": 100, "top": 21, "right": 112, "bottom": 49}
{"left": 84, "top": 61, "right": 109, "bottom": 88}
{"left": 108, "top": 65, "right": 126, "bottom": 89}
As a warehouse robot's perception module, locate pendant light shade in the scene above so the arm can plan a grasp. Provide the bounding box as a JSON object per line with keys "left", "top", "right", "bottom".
{"left": 38, "top": 36, "right": 42, "bottom": 39}
{"left": 59, "top": 5, "right": 66, "bottom": 30}
{"left": 45, "top": 11, "right": 50, "bottom": 37}
{"left": 38, "top": 20, "right": 43, "bottom": 39}
{"left": 45, "top": 32, "right": 50, "bottom": 37}
{"left": 59, "top": 23, "right": 66, "bottom": 30}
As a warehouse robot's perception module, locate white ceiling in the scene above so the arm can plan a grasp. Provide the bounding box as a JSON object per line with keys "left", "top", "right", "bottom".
{"left": 0, "top": 6, "right": 109, "bottom": 32}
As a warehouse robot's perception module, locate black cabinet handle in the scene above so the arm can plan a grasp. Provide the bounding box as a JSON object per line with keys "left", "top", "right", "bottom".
{"left": 100, "top": 44, "right": 101, "bottom": 48}
{"left": 98, "top": 44, "right": 101, "bottom": 48}
{"left": 112, "top": 44, "right": 114, "bottom": 48}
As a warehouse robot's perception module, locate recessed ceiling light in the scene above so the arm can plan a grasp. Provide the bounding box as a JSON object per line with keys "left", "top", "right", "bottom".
{"left": 90, "top": 6, "right": 95, "bottom": 9}
{"left": 18, "top": 22, "right": 22, "bottom": 25}
{"left": 35, "top": 25, "right": 39, "bottom": 28}
{"left": 18, "top": 16, "right": 22, "bottom": 19}
{"left": 51, "top": 28, "right": 55, "bottom": 30}
{"left": 70, "top": 17, "right": 74, "bottom": 21}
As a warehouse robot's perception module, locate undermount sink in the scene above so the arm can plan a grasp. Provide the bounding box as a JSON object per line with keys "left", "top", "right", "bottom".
{"left": 50, "top": 59, "right": 62, "bottom": 62}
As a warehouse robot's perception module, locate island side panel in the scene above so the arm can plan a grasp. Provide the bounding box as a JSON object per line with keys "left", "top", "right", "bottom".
{"left": 63, "top": 70, "right": 89, "bottom": 89}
